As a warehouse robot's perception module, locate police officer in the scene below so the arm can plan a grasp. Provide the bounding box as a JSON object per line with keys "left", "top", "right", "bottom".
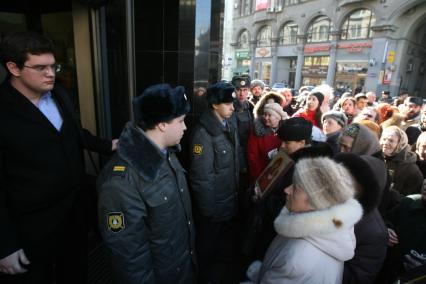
{"left": 97, "top": 84, "right": 195, "bottom": 283}
{"left": 231, "top": 75, "right": 253, "bottom": 192}
{"left": 190, "top": 82, "right": 240, "bottom": 283}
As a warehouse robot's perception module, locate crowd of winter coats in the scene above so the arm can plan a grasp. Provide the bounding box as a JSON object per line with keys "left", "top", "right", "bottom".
{"left": 191, "top": 80, "right": 426, "bottom": 284}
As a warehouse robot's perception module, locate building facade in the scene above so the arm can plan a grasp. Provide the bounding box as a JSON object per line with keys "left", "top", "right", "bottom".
{"left": 231, "top": 0, "right": 426, "bottom": 97}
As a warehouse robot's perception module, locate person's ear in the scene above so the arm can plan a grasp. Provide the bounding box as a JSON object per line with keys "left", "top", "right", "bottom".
{"left": 6, "top": 62, "right": 21, "bottom": 77}
{"left": 157, "top": 122, "right": 167, "bottom": 132}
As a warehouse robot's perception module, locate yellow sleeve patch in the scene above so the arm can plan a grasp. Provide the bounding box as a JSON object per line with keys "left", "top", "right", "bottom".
{"left": 113, "top": 165, "right": 126, "bottom": 172}
{"left": 193, "top": 144, "right": 203, "bottom": 155}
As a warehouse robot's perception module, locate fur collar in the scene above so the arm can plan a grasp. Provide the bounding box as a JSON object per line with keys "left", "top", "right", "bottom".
{"left": 253, "top": 117, "right": 276, "bottom": 136}
{"left": 274, "top": 198, "right": 362, "bottom": 238}
{"left": 198, "top": 109, "right": 228, "bottom": 137}
{"left": 117, "top": 122, "right": 178, "bottom": 182}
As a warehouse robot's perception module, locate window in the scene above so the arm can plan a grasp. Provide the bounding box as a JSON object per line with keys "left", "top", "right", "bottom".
{"left": 279, "top": 22, "right": 298, "bottom": 45}
{"left": 341, "top": 9, "right": 375, "bottom": 40}
{"left": 307, "top": 16, "right": 331, "bottom": 43}
{"left": 257, "top": 25, "right": 271, "bottom": 47}
{"left": 238, "top": 30, "right": 250, "bottom": 49}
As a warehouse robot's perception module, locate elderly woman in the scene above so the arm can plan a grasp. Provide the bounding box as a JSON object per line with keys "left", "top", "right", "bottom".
{"left": 322, "top": 110, "right": 348, "bottom": 154}
{"left": 380, "top": 126, "right": 423, "bottom": 196}
{"left": 292, "top": 91, "right": 324, "bottom": 128}
{"left": 338, "top": 123, "right": 381, "bottom": 156}
{"left": 247, "top": 102, "right": 288, "bottom": 184}
{"left": 247, "top": 157, "right": 362, "bottom": 283}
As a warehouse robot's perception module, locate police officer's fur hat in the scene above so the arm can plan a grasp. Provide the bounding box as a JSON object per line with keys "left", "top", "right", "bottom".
{"left": 206, "top": 82, "right": 235, "bottom": 105}
{"left": 133, "top": 84, "right": 190, "bottom": 125}
{"left": 231, "top": 75, "right": 251, "bottom": 89}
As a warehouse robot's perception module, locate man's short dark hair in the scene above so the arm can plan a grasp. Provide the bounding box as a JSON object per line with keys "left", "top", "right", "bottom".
{"left": 0, "top": 31, "right": 54, "bottom": 70}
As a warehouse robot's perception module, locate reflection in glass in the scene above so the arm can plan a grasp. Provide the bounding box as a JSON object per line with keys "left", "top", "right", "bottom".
{"left": 279, "top": 22, "right": 298, "bottom": 45}
{"left": 341, "top": 9, "right": 375, "bottom": 40}
{"left": 257, "top": 25, "right": 271, "bottom": 46}
{"left": 307, "top": 16, "right": 331, "bottom": 43}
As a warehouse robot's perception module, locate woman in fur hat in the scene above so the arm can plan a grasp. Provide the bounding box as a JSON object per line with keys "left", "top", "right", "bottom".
{"left": 380, "top": 126, "right": 423, "bottom": 196}
{"left": 247, "top": 102, "right": 288, "bottom": 184}
{"left": 335, "top": 153, "right": 389, "bottom": 284}
{"left": 246, "top": 157, "right": 363, "bottom": 284}
{"left": 292, "top": 92, "right": 324, "bottom": 127}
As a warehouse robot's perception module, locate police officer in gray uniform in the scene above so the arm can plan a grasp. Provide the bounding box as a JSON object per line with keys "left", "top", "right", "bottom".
{"left": 97, "top": 84, "right": 195, "bottom": 284}
{"left": 190, "top": 82, "right": 240, "bottom": 283}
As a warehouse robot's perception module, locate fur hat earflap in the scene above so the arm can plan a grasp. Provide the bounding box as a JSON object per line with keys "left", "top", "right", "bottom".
{"left": 133, "top": 83, "right": 190, "bottom": 125}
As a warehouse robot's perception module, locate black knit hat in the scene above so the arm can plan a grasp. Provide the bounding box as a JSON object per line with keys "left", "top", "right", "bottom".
{"left": 406, "top": 96, "right": 423, "bottom": 106}
{"left": 133, "top": 84, "right": 190, "bottom": 125}
{"left": 206, "top": 82, "right": 235, "bottom": 105}
{"left": 310, "top": 91, "right": 324, "bottom": 106}
{"left": 277, "top": 117, "right": 312, "bottom": 141}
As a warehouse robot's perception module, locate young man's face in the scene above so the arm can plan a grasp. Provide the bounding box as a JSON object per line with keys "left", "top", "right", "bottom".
{"left": 8, "top": 53, "right": 56, "bottom": 95}
{"left": 163, "top": 115, "right": 187, "bottom": 147}
{"left": 404, "top": 101, "right": 421, "bottom": 119}
{"left": 251, "top": 86, "right": 262, "bottom": 97}
{"left": 356, "top": 98, "right": 368, "bottom": 110}
{"left": 213, "top": 102, "right": 234, "bottom": 120}
{"left": 236, "top": 87, "right": 249, "bottom": 103}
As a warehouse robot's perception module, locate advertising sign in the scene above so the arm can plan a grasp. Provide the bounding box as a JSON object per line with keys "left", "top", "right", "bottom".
{"left": 255, "top": 47, "right": 271, "bottom": 58}
{"left": 387, "top": 51, "right": 395, "bottom": 63}
{"left": 255, "top": 0, "right": 268, "bottom": 11}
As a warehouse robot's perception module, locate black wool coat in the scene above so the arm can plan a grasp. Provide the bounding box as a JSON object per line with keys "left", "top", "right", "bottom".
{"left": 0, "top": 80, "right": 111, "bottom": 259}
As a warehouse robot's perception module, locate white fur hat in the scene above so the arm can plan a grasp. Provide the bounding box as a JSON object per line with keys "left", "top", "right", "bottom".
{"left": 293, "top": 157, "right": 355, "bottom": 210}
{"left": 263, "top": 103, "right": 288, "bottom": 120}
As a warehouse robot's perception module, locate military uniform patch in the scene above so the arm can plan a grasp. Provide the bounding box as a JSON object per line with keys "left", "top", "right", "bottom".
{"left": 193, "top": 144, "right": 203, "bottom": 155}
{"left": 113, "top": 165, "right": 126, "bottom": 172}
{"left": 107, "top": 212, "right": 125, "bottom": 233}
{"left": 240, "top": 80, "right": 246, "bottom": 86}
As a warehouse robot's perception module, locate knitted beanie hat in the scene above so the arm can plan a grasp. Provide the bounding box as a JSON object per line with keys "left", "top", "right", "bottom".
{"left": 263, "top": 103, "right": 288, "bottom": 120}
{"left": 322, "top": 110, "right": 348, "bottom": 128}
{"left": 293, "top": 157, "right": 355, "bottom": 210}
{"left": 310, "top": 91, "right": 324, "bottom": 106}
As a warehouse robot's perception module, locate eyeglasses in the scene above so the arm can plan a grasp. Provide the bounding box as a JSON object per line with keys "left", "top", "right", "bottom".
{"left": 23, "top": 63, "right": 61, "bottom": 73}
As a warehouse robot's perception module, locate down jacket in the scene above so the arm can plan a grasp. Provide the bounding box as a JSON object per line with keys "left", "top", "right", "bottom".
{"left": 97, "top": 122, "right": 195, "bottom": 284}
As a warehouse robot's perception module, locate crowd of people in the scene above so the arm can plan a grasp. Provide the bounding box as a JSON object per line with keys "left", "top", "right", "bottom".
{"left": 0, "top": 31, "right": 425, "bottom": 284}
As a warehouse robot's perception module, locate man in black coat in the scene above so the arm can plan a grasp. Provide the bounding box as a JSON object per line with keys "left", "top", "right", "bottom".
{"left": 0, "top": 31, "right": 114, "bottom": 283}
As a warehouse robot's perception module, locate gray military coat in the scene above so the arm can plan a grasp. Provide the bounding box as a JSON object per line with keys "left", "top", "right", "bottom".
{"left": 190, "top": 109, "right": 240, "bottom": 222}
{"left": 97, "top": 122, "right": 195, "bottom": 284}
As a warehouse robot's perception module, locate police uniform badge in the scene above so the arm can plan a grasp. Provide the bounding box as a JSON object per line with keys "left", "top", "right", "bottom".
{"left": 112, "top": 165, "right": 126, "bottom": 177}
{"left": 107, "top": 212, "right": 125, "bottom": 233}
{"left": 193, "top": 144, "right": 203, "bottom": 155}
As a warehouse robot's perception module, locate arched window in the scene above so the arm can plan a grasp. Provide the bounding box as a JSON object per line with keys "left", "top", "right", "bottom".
{"left": 341, "top": 9, "right": 375, "bottom": 40}
{"left": 307, "top": 16, "right": 332, "bottom": 43}
{"left": 257, "top": 25, "right": 272, "bottom": 47}
{"left": 238, "top": 30, "right": 249, "bottom": 49}
{"left": 279, "top": 22, "right": 298, "bottom": 45}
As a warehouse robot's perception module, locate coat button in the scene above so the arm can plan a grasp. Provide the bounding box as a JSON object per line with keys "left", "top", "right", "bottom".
{"left": 164, "top": 197, "right": 168, "bottom": 200}
{"left": 188, "top": 220, "right": 191, "bottom": 225}
{"left": 222, "top": 150, "right": 226, "bottom": 154}
{"left": 180, "top": 188, "right": 184, "bottom": 192}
